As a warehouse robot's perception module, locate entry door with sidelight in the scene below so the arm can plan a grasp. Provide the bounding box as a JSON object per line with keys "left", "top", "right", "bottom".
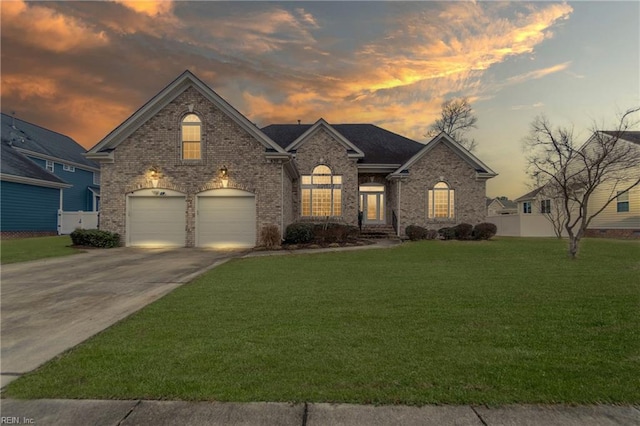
{"left": 359, "top": 185, "right": 385, "bottom": 224}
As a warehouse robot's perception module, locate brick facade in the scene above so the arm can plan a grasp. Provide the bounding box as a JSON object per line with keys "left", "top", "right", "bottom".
{"left": 397, "top": 143, "right": 487, "bottom": 235}
{"left": 94, "top": 73, "right": 495, "bottom": 247}
{"left": 100, "top": 87, "right": 287, "bottom": 246}
{"left": 293, "top": 128, "right": 359, "bottom": 226}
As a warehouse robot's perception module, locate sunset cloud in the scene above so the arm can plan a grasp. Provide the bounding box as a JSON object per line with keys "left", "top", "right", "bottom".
{"left": 113, "top": 0, "right": 174, "bottom": 17}
{"left": 0, "top": 0, "right": 108, "bottom": 52}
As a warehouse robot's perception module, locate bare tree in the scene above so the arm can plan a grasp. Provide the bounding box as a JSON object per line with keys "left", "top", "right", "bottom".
{"left": 523, "top": 107, "right": 640, "bottom": 258}
{"left": 535, "top": 182, "right": 568, "bottom": 239}
{"left": 427, "top": 97, "right": 478, "bottom": 152}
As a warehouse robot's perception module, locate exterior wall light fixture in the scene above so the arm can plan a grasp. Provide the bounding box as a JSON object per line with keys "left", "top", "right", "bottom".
{"left": 220, "top": 165, "right": 229, "bottom": 188}
{"left": 149, "top": 166, "right": 160, "bottom": 188}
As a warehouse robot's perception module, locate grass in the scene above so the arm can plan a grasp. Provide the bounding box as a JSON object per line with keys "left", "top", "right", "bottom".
{"left": 0, "top": 235, "right": 81, "bottom": 264}
{"left": 4, "top": 238, "right": 640, "bottom": 404}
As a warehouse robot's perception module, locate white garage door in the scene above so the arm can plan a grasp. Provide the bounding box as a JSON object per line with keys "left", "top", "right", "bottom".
{"left": 197, "top": 189, "right": 256, "bottom": 248}
{"left": 128, "top": 193, "right": 186, "bottom": 247}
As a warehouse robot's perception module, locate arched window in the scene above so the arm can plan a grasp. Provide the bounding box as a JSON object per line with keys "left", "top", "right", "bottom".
{"left": 182, "top": 114, "right": 201, "bottom": 160}
{"left": 301, "top": 165, "right": 342, "bottom": 216}
{"left": 428, "top": 181, "right": 455, "bottom": 218}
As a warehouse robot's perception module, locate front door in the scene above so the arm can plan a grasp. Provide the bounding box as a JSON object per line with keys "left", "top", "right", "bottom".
{"left": 359, "top": 185, "right": 385, "bottom": 224}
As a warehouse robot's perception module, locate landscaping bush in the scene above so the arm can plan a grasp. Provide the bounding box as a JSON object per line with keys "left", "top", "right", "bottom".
{"left": 405, "top": 225, "right": 428, "bottom": 241}
{"left": 453, "top": 223, "right": 473, "bottom": 240}
{"left": 312, "top": 223, "right": 357, "bottom": 243}
{"left": 438, "top": 227, "right": 456, "bottom": 240}
{"left": 284, "top": 223, "right": 314, "bottom": 244}
{"left": 473, "top": 222, "right": 498, "bottom": 240}
{"left": 260, "top": 225, "right": 281, "bottom": 248}
{"left": 70, "top": 229, "right": 120, "bottom": 248}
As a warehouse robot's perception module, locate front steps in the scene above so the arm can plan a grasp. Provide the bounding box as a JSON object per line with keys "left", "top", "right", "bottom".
{"left": 360, "top": 225, "right": 398, "bottom": 239}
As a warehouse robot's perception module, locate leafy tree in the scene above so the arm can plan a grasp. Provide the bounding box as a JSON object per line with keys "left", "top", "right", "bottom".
{"left": 427, "top": 97, "right": 478, "bottom": 151}
{"left": 523, "top": 107, "right": 640, "bottom": 258}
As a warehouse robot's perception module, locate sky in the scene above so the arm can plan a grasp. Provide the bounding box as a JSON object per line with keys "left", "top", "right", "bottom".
{"left": 1, "top": 1, "right": 638, "bottom": 199}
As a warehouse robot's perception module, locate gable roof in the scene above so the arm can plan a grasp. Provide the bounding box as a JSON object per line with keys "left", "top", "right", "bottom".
{"left": 261, "top": 122, "right": 425, "bottom": 165}
{"left": 515, "top": 187, "right": 542, "bottom": 202}
{"left": 1, "top": 140, "right": 70, "bottom": 188}
{"left": 86, "top": 70, "right": 287, "bottom": 161}
{"left": 0, "top": 113, "right": 98, "bottom": 171}
{"left": 390, "top": 132, "right": 497, "bottom": 179}
{"left": 600, "top": 130, "right": 640, "bottom": 145}
{"left": 277, "top": 119, "right": 365, "bottom": 159}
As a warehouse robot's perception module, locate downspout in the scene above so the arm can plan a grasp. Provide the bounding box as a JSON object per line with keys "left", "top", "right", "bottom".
{"left": 58, "top": 189, "right": 64, "bottom": 235}
{"left": 281, "top": 161, "right": 285, "bottom": 241}
{"left": 397, "top": 180, "right": 402, "bottom": 237}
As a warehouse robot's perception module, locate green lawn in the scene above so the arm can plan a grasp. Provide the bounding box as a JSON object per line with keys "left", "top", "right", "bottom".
{"left": 4, "top": 238, "right": 640, "bottom": 404}
{"left": 0, "top": 236, "right": 81, "bottom": 264}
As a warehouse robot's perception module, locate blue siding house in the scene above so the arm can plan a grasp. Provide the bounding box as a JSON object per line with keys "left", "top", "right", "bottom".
{"left": 1, "top": 113, "right": 100, "bottom": 236}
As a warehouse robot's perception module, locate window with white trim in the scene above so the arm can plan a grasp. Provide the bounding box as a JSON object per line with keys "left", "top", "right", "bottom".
{"left": 63, "top": 164, "right": 75, "bottom": 172}
{"left": 540, "top": 199, "right": 551, "bottom": 214}
{"left": 617, "top": 191, "right": 629, "bottom": 213}
{"left": 46, "top": 160, "right": 54, "bottom": 172}
{"left": 427, "top": 181, "right": 455, "bottom": 219}
{"left": 93, "top": 172, "right": 101, "bottom": 186}
{"left": 181, "top": 113, "right": 201, "bottom": 160}
{"left": 523, "top": 201, "right": 532, "bottom": 214}
{"left": 301, "top": 165, "right": 342, "bottom": 216}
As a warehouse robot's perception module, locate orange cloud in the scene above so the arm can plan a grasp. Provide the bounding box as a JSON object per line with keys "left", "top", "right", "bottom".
{"left": 0, "top": 0, "right": 108, "bottom": 52}
{"left": 113, "top": 0, "right": 174, "bottom": 17}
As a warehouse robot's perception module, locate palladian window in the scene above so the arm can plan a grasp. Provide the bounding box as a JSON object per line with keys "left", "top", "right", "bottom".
{"left": 428, "top": 181, "right": 455, "bottom": 219}
{"left": 301, "top": 165, "right": 342, "bottom": 216}
{"left": 182, "top": 114, "right": 201, "bottom": 160}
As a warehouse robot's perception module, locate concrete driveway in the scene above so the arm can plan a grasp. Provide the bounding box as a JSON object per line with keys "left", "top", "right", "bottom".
{"left": 1, "top": 247, "right": 243, "bottom": 388}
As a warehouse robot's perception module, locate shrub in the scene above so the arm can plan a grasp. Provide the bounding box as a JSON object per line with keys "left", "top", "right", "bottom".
{"left": 284, "top": 223, "right": 314, "bottom": 244}
{"left": 453, "top": 223, "right": 473, "bottom": 240}
{"left": 260, "top": 225, "right": 281, "bottom": 248}
{"left": 438, "top": 227, "right": 456, "bottom": 240}
{"left": 70, "top": 229, "right": 120, "bottom": 248}
{"left": 313, "top": 223, "right": 356, "bottom": 243}
{"left": 473, "top": 222, "right": 498, "bottom": 240}
{"left": 405, "top": 225, "right": 428, "bottom": 241}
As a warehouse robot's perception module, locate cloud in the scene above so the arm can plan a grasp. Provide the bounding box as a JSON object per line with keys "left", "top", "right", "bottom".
{"left": 0, "top": 0, "right": 109, "bottom": 52}
{"left": 506, "top": 62, "right": 571, "bottom": 85}
{"left": 113, "top": 0, "right": 174, "bottom": 17}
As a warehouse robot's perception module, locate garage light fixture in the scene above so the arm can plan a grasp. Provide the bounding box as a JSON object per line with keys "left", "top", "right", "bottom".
{"left": 149, "top": 166, "right": 160, "bottom": 188}
{"left": 219, "top": 165, "right": 229, "bottom": 188}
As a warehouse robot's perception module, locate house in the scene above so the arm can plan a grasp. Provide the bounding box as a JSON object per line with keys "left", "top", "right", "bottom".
{"left": 489, "top": 131, "right": 640, "bottom": 238}
{"left": 86, "top": 70, "right": 497, "bottom": 248}
{"left": 0, "top": 113, "right": 101, "bottom": 237}
{"left": 487, "top": 196, "right": 517, "bottom": 216}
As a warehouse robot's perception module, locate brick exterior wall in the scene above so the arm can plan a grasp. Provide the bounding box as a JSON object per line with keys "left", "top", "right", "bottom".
{"left": 397, "top": 143, "right": 487, "bottom": 236}
{"left": 293, "top": 127, "right": 359, "bottom": 226}
{"left": 0, "top": 231, "right": 57, "bottom": 239}
{"left": 100, "top": 86, "right": 286, "bottom": 247}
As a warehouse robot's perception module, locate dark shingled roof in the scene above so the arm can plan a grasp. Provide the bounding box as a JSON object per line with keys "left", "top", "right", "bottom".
{"left": 0, "top": 113, "right": 98, "bottom": 169}
{"left": 261, "top": 123, "right": 425, "bottom": 164}
{"left": 601, "top": 130, "right": 640, "bottom": 145}
{"left": 1, "top": 140, "right": 67, "bottom": 185}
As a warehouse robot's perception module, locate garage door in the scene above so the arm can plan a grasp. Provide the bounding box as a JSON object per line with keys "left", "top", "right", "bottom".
{"left": 128, "top": 192, "right": 186, "bottom": 247}
{"left": 197, "top": 189, "right": 256, "bottom": 248}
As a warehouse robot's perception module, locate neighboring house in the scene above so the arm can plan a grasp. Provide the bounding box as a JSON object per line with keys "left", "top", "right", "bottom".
{"left": 487, "top": 196, "right": 517, "bottom": 216}
{"left": 86, "top": 70, "right": 497, "bottom": 248}
{"left": 0, "top": 113, "right": 101, "bottom": 236}
{"left": 489, "top": 131, "right": 640, "bottom": 238}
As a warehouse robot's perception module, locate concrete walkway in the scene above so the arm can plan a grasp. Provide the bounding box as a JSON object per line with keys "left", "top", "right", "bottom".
{"left": 1, "top": 399, "right": 638, "bottom": 425}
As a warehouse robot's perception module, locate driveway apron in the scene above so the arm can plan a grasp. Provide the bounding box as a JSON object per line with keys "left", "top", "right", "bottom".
{"left": 1, "top": 247, "right": 242, "bottom": 388}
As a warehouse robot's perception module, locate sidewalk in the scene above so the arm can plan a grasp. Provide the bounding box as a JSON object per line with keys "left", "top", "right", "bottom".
{"left": 1, "top": 399, "right": 638, "bottom": 425}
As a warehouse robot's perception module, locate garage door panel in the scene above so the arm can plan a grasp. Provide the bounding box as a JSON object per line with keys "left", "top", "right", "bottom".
{"left": 197, "top": 195, "right": 256, "bottom": 248}
{"left": 128, "top": 196, "right": 186, "bottom": 247}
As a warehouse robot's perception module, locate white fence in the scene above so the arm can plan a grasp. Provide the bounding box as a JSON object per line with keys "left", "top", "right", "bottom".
{"left": 58, "top": 210, "right": 99, "bottom": 235}
{"left": 486, "top": 214, "right": 566, "bottom": 237}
